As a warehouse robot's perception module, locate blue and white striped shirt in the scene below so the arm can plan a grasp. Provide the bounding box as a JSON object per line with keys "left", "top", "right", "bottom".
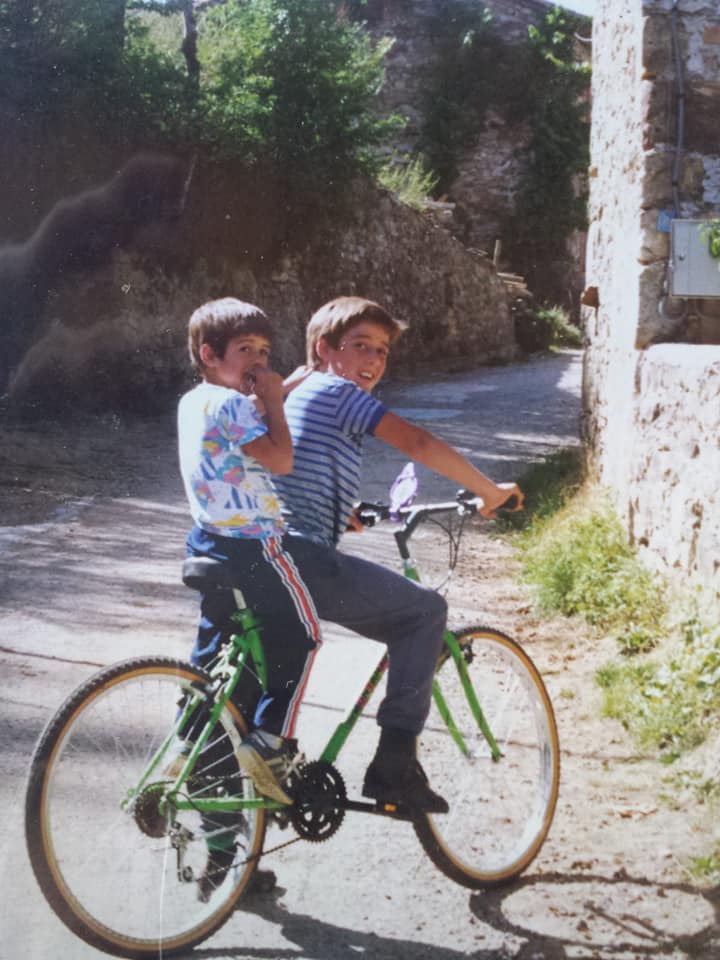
{"left": 275, "top": 372, "right": 387, "bottom": 545}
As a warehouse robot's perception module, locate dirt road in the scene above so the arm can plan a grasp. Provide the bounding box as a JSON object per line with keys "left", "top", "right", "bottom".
{"left": 2, "top": 349, "right": 719, "bottom": 960}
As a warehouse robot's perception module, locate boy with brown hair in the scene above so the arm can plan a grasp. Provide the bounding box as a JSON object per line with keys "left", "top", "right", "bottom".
{"left": 275, "top": 296, "right": 523, "bottom": 812}
{"left": 178, "top": 297, "right": 321, "bottom": 805}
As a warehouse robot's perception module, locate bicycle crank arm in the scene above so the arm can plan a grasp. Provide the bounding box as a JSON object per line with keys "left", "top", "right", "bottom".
{"left": 343, "top": 798, "right": 419, "bottom": 822}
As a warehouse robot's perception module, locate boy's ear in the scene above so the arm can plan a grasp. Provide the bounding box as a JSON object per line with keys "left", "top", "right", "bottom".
{"left": 314, "top": 336, "right": 330, "bottom": 367}
{"left": 199, "top": 342, "right": 218, "bottom": 367}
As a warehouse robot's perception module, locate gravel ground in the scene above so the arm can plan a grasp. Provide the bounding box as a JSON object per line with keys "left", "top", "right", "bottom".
{"left": 2, "top": 350, "right": 719, "bottom": 959}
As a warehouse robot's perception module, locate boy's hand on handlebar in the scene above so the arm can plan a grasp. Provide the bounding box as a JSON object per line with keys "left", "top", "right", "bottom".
{"left": 345, "top": 505, "right": 366, "bottom": 533}
{"left": 479, "top": 482, "right": 524, "bottom": 519}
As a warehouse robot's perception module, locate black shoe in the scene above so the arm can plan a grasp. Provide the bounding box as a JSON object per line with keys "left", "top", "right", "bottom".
{"left": 197, "top": 846, "right": 236, "bottom": 903}
{"left": 362, "top": 759, "right": 449, "bottom": 814}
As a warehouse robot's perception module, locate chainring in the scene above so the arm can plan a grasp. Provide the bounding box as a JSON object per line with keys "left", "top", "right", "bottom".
{"left": 287, "top": 760, "right": 346, "bottom": 842}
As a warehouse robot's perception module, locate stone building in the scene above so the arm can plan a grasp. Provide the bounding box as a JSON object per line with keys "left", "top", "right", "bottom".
{"left": 360, "top": 0, "right": 591, "bottom": 309}
{"left": 583, "top": 0, "right": 720, "bottom": 600}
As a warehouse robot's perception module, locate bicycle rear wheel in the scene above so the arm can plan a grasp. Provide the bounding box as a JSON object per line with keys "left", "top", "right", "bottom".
{"left": 25, "top": 657, "right": 266, "bottom": 958}
{"left": 415, "top": 626, "right": 559, "bottom": 888}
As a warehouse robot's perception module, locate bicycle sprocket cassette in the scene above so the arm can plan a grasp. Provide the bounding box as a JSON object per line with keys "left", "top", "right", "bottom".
{"left": 133, "top": 782, "right": 171, "bottom": 838}
{"left": 287, "top": 760, "right": 346, "bottom": 842}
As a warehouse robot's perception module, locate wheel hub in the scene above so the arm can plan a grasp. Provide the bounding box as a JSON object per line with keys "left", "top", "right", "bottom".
{"left": 133, "top": 782, "right": 171, "bottom": 838}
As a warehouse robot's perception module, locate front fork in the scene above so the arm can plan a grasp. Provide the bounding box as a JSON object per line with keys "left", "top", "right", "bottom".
{"left": 433, "top": 630, "right": 503, "bottom": 762}
{"left": 401, "top": 549, "right": 502, "bottom": 762}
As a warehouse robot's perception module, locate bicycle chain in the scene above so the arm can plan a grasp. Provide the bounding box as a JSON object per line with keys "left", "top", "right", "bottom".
{"left": 222, "top": 760, "right": 348, "bottom": 872}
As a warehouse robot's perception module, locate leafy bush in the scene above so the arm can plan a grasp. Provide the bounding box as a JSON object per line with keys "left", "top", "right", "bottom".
{"left": 535, "top": 305, "right": 583, "bottom": 347}
{"left": 1, "top": 1, "right": 398, "bottom": 193}
{"left": 195, "top": 0, "right": 398, "bottom": 186}
{"left": 520, "top": 495, "right": 667, "bottom": 653}
{"left": 597, "top": 619, "right": 720, "bottom": 759}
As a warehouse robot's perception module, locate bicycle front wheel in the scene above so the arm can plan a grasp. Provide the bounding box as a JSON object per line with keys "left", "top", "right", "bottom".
{"left": 415, "top": 626, "right": 560, "bottom": 888}
{"left": 25, "top": 657, "right": 266, "bottom": 959}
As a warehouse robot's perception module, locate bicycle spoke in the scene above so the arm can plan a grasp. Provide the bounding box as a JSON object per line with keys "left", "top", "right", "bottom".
{"left": 416, "top": 627, "right": 559, "bottom": 887}
{"left": 26, "top": 658, "right": 267, "bottom": 957}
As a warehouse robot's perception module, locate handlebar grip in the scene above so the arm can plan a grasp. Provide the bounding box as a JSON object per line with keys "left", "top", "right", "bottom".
{"left": 357, "top": 510, "right": 377, "bottom": 528}
{"left": 355, "top": 501, "right": 389, "bottom": 527}
{"left": 458, "top": 489, "right": 519, "bottom": 512}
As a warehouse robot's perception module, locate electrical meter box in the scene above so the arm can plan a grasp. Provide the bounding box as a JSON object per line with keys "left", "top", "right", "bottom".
{"left": 670, "top": 219, "right": 720, "bottom": 298}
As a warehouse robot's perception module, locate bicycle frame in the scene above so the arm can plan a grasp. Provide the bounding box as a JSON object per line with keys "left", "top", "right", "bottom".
{"left": 131, "top": 501, "right": 503, "bottom": 818}
{"left": 320, "top": 546, "right": 502, "bottom": 766}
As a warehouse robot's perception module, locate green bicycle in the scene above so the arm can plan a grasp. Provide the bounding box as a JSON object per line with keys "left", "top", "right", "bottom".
{"left": 25, "top": 479, "right": 560, "bottom": 959}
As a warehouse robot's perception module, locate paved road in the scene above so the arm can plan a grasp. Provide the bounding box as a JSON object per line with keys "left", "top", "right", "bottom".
{"left": 0, "top": 350, "right": 582, "bottom": 960}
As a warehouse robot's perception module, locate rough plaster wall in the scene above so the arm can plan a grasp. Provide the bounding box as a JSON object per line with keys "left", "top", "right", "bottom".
{"left": 582, "top": 0, "right": 644, "bottom": 493}
{"left": 629, "top": 345, "right": 720, "bottom": 585}
{"left": 584, "top": 0, "right": 720, "bottom": 599}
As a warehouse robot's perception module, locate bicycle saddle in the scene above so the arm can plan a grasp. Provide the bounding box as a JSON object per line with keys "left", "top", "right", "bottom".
{"left": 182, "top": 556, "right": 239, "bottom": 591}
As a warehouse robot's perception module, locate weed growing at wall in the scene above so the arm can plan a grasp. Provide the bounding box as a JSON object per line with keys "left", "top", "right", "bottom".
{"left": 377, "top": 153, "right": 438, "bottom": 210}
{"left": 519, "top": 494, "right": 667, "bottom": 654}
{"left": 497, "top": 447, "right": 584, "bottom": 532}
{"left": 597, "top": 618, "right": 720, "bottom": 761}
{"left": 513, "top": 451, "right": 720, "bottom": 768}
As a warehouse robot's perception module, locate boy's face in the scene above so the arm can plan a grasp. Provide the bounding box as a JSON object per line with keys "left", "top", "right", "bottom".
{"left": 200, "top": 334, "right": 271, "bottom": 394}
{"left": 318, "top": 321, "right": 390, "bottom": 393}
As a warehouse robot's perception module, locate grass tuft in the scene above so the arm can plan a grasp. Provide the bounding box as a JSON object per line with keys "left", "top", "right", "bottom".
{"left": 535, "top": 304, "right": 583, "bottom": 348}
{"left": 597, "top": 618, "right": 720, "bottom": 760}
{"left": 518, "top": 492, "right": 666, "bottom": 653}
{"left": 377, "top": 153, "right": 438, "bottom": 210}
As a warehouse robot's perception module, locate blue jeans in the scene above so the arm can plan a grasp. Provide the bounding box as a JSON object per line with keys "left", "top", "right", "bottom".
{"left": 186, "top": 526, "right": 319, "bottom": 737}
{"left": 282, "top": 535, "right": 448, "bottom": 735}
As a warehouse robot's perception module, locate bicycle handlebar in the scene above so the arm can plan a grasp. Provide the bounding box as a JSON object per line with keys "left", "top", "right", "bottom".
{"left": 356, "top": 490, "right": 519, "bottom": 540}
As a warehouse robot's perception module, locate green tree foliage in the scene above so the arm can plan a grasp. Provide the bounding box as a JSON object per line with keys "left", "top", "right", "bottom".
{"left": 0, "top": 0, "right": 127, "bottom": 119}
{"left": 0, "top": 0, "right": 396, "bottom": 191}
{"left": 197, "top": 0, "right": 397, "bottom": 184}
{"left": 417, "top": 0, "right": 500, "bottom": 194}
{"left": 502, "top": 8, "right": 590, "bottom": 289}
{"left": 0, "top": 0, "right": 191, "bottom": 146}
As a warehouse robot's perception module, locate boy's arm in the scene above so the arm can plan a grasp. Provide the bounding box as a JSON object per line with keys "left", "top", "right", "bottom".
{"left": 373, "top": 411, "right": 522, "bottom": 517}
{"left": 243, "top": 367, "right": 294, "bottom": 474}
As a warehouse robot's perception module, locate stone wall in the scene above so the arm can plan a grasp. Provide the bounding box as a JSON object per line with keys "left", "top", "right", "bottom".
{"left": 365, "top": 0, "right": 589, "bottom": 304}
{"left": 583, "top": 0, "right": 720, "bottom": 600}
{"left": 7, "top": 170, "right": 515, "bottom": 410}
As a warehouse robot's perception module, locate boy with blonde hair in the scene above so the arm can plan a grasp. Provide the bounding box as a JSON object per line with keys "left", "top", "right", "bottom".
{"left": 276, "top": 296, "right": 523, "bottom": 812}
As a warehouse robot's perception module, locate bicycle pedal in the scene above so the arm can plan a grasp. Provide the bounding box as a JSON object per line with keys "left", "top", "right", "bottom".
{"left": 372, "top": 800, "right": 417, "bottom": 821}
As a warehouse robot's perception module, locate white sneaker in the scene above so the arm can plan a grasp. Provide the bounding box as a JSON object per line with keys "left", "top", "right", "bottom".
{"left": 235, "top": 731, "right": 296, "bottom": 805}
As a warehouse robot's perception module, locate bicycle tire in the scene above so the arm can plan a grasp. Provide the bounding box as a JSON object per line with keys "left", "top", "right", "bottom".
{"left": 414, "top": 626, "right": 560, "bottom": 888}
{"left": 25, "top": 656, "right": 266, "bottom": 958}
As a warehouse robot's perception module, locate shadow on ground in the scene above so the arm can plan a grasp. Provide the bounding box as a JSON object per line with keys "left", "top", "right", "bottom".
{"left": 180, "top": 867, "right": 720, "bottom": 960}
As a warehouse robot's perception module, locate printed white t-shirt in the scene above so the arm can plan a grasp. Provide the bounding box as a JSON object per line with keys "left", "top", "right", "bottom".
{"left": 177, "top": 381, "right": 285, "bottom": 539}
